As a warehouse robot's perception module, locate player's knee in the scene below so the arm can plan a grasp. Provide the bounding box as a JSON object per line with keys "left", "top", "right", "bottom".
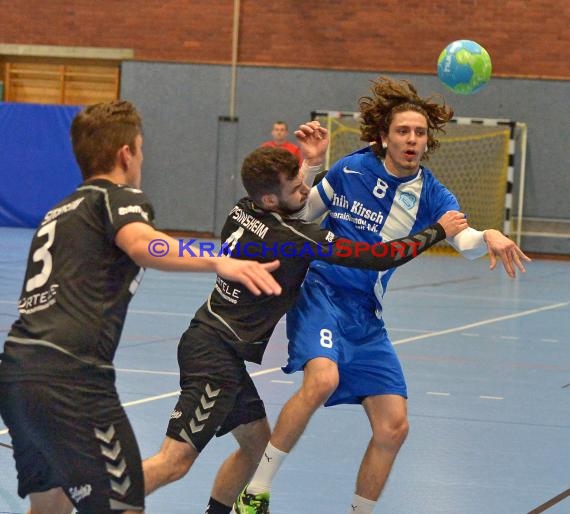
{"left": 169, "top": 451, "right": 194, "bottom": 480}
{"left": 29, "top": 488, "right": 74, "bottom": 514}
{"left": 372, "top": 416, "right": 409, "bottom": 451}
{"left": 301, "top": 373, "right": 338, "bottom": 405}
{"left": 237, "top": 418, "right": 271, "bottom": 460}
{"left": 152, "top": 445, "right": 194, "bottom": 481}
{"left": 29, "top": 505, "right": 73, "bottom": 514}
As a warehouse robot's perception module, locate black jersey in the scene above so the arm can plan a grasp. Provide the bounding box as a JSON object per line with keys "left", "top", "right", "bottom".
{"left": 192, "top": 197, "right": 445, "bottom": 363}
{"left": 0, "top": 179, "right": 155, "bottom": 382}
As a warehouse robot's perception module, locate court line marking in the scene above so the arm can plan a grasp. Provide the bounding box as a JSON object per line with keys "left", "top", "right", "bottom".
{"left": 390, "top": 290, "right": 565, "bottom": 306}
{"left": 0, "top": 367, "right": 285, "bottom": 436}
{"left": 128, "top": 309, "right": 190, "bottom": 317}
{"left": 393, "top": 301, "right": 569, "bottom": 346}
{"left": 116, "top": 368, "right": 178, "bottom": 376}
{"left": 389, "top": 327, "right": 435, "bottom": 334}
{"left": 2, "top": 302, "right": 567, "bottom": 436}
{"left": 119, "top": 366, "right": 283, "bottom": 408}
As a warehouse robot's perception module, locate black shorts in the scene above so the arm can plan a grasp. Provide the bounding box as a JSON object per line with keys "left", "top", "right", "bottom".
{"left": 0, "top": 378, "right": 144, "bottom": 513}
{"left": 167, "top": 323, "right": 266, "bottom": 452}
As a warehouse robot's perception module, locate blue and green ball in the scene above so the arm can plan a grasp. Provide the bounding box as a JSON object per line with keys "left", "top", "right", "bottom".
{"left": 437, "top": 40, "right": 492, "bottom": 95}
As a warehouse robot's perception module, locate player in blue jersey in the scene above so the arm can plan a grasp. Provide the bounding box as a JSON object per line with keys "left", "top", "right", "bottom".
{"left": 234, "top": 77, "right": 530, "bottom": 514}
{"left": 141, "top": 123, "right": 466, "bottom": 514}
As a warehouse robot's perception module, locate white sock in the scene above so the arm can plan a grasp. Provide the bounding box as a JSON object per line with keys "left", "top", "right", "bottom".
{"left": 349, "top": 494, "right": 377, "bottom": 514}
{"left": 246, "top": 442, "right": 288, "bottom": 495}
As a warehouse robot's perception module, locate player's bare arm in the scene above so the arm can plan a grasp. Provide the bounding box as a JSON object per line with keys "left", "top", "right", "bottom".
{"left": 437, "top": 210, "right": 469, "bottom": 238}
{"left": 115, "top": 222, "right": 282, "bottom": 295}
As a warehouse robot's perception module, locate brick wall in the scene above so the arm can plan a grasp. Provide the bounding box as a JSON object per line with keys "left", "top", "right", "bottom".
{"left": 1, "top": 0, "right": 568, "bottom": 78}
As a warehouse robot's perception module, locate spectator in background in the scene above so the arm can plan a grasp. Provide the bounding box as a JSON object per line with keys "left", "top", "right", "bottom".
{"left": 260, "top": 121, "right": 302, "bottom": 164}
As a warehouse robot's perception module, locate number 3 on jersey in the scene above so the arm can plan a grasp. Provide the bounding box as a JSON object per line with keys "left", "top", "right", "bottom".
{"left": 319, "top": 328, "right": 333, "bottom": 348}
{"left": 26, "top": 220, "right": 56, "bottom": 292}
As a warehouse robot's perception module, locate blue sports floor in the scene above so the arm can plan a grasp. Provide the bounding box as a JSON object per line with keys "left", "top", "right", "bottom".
{"left": 1, "top": 226, "right": 569, "bottom": 514}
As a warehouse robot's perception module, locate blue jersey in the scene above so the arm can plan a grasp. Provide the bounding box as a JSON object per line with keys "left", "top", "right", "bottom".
{"left": 310, "top": 146, "right": 459, "bottom": 314}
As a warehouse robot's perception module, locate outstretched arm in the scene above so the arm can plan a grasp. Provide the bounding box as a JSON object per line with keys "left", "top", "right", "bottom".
{"left": 482, "top": 229, "right": 531, "bottom": 278}
{"left": 115, "top": 222, "right": 282, "bottom": 296}
{"left": 448, "top": 227, "right": 530, "bottom": 278}
{"left": 318, "top": 210, "right": 468, "bottom": 271}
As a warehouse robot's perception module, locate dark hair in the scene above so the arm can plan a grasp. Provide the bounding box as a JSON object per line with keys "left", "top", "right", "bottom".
{"left": 359, "top": 76, "right": 454, "bottom": 160}
{"left": 71, "top": 100, "right": 142, "bottom": 179}
{"left": 241, "top": 147, "right": 299, "bottom": 204}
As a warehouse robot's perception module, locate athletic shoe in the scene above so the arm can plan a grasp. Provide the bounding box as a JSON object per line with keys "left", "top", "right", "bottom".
{"left": 232, "top": 486, "right": 270, "bottom": 514}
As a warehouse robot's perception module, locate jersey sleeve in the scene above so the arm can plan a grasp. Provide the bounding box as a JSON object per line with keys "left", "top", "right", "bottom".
{"left": 325, "top": 223, "right": 446, "bottom": 270}
{"left": 315, "top": 157, "right": 344, "bottom": 208}
{"left": 289, "top": 219, "right": 447, "bottom": 271}
{"left": 427, "top": 178, "right": 461, "bottom": 220}
{"left": 105, "top": 186, "right": 155, "bottom": 237}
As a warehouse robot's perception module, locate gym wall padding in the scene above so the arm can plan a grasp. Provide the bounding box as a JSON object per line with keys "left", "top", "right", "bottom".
{"left": 0, "top": 103, "right": 82, "bottom": 228}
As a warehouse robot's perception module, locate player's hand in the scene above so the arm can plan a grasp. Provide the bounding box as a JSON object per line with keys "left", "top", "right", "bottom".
{"left": 483, "top": 229, "right": 531, "bottom": 278}
{"left": 437, "top": 210, "right": 469, "bottom": 238}
{"left": 215, "top": 258, "right": 282, "bottom": 296}
{"left": 294, "top": 120, "right": 328, "bottom": 164}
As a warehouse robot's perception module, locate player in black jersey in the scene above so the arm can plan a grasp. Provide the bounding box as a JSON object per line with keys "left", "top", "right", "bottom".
{"left": 141, "top": 122, "right": 468, "bottom": 514}
{"left": 0, "top": 101, "right": 282, "bottom": 514}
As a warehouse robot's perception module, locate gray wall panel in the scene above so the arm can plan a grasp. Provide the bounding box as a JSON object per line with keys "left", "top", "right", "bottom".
{"left": 121, "top": 62, "right": 570, "bottom": 252}
{"left": 121, "top": 62, "right": 233, "bottom": 231}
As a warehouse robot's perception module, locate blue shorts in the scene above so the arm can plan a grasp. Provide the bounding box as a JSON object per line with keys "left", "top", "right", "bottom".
{"left": 284, "top": 276, "right": 407, "bottom": 406}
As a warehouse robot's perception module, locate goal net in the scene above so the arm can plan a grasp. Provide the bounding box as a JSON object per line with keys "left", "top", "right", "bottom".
{"left": 312, "top": 111, "right": 519, "bottom": 252}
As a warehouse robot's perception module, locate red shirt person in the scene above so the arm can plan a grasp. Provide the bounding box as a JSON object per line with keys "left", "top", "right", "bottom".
{"left": 260, "top": 121, "right": 302, "bottom": 164}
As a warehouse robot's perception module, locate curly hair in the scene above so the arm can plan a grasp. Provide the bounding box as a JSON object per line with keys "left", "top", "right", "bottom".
{"left": 359, "top": 77, "right": 454, "bottom": 160}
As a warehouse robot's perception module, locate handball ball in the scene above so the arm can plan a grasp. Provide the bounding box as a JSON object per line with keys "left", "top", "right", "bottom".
{"left": 437, "top": 40, "right": 492, "bottom": 95}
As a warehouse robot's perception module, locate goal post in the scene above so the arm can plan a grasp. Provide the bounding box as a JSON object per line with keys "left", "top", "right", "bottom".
{"left": 311, "top": 110, "right": 527, "bottom": 246}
